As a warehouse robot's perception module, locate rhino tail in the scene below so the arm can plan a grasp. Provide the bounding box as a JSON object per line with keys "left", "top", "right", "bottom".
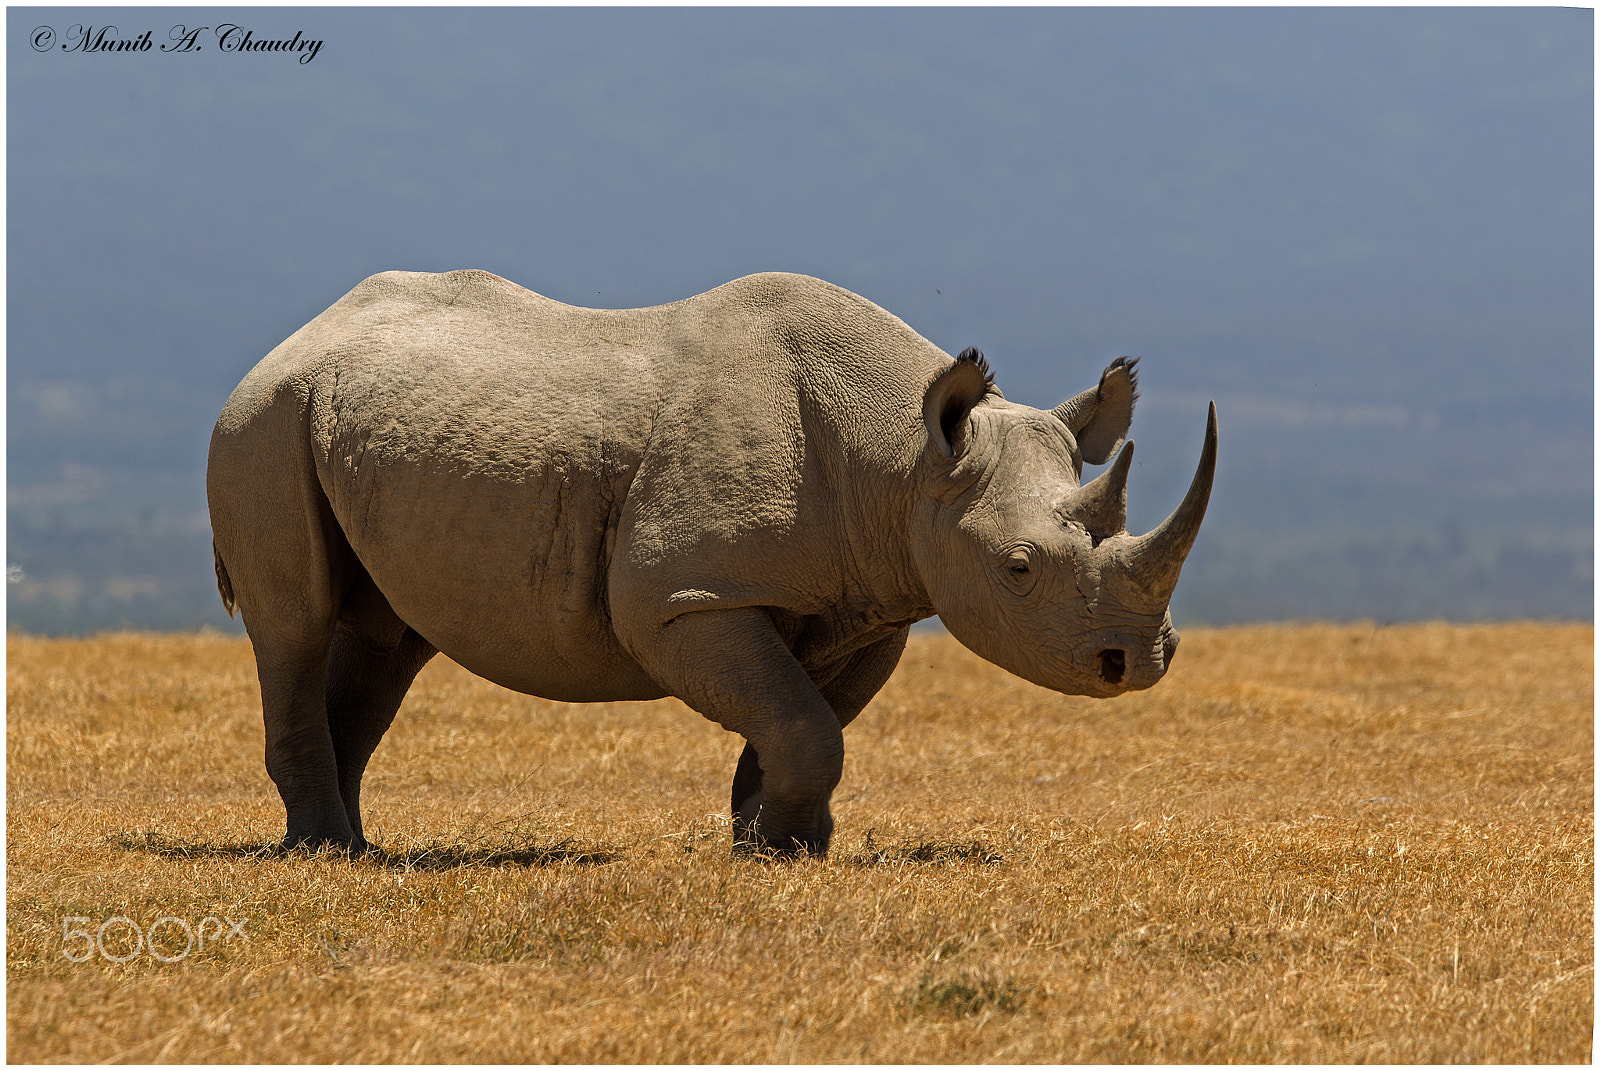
{"left": 213, "top": 542, "right": 237, "bottom": 618}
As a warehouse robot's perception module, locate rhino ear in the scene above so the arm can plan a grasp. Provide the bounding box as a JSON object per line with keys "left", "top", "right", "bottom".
{"left": 923, "top": 347, "right": 995, "bottom": 459}
{"left": 1052, "top": 356, "right": 1139, "bottom": 466}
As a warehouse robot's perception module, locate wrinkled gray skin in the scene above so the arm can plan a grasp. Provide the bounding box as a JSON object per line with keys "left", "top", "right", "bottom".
{"left": 208, "top": 270, "right": 1217, "bottom": 856}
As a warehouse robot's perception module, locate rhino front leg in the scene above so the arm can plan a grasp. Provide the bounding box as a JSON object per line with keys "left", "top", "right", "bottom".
{"left": 731, "top": 628, "right": 910, "bottom": 850}
{"left": 648, "top": 607, "right": 845, "bottom": 856}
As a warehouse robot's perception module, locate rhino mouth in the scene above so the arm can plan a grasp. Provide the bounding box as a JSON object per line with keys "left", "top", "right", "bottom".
{"left": 1096, "top": 648, "right": 1126, "bottom": 685}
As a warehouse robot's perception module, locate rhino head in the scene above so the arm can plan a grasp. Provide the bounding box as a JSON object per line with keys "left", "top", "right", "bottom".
{"left": 913, "top": 348, "right": 1217, "bottom": 699}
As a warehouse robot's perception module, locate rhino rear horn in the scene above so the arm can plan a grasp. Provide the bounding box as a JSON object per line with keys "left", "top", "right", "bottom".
{"left": 1069, "top": 439, "right": 1134, "bottom": 541}
{"left": 1117, "top": 402, "right": 1217, "bottom": 602}
{"left": 1052, "top": 356, "right": 1139, "bottom": 465}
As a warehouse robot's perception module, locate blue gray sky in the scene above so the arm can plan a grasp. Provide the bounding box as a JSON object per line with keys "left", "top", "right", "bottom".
{"left": 7, "top": 6, "right": 1593, "bottom": 631}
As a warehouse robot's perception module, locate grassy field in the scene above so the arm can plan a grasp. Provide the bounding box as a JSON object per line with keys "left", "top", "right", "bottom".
{"left": 7, "top": 622, "right": 1592, "bottom": 1062}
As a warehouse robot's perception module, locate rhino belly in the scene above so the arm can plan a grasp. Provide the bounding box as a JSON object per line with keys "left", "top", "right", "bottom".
{"left": 333, "top": 458, "right": 665, "bottom": 704}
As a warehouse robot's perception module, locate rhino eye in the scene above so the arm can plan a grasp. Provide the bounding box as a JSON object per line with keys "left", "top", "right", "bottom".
{"left": 1003, "top": 548, "right": 1037, "bottom": 594}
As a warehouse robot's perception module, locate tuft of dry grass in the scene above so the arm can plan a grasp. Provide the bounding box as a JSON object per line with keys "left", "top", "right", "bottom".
{"left": 8, "top": 622, "right": 1592, "bottom": 1062}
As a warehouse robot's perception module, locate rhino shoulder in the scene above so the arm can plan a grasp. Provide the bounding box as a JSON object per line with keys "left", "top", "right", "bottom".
{"left": 683, "top": 272, "right": 938, "bottom": 377}
{"left": 694, "top": 272, "right": 880, "bottom": 326}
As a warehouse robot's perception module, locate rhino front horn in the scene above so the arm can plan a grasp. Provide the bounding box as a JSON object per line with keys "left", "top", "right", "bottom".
{"left": 1117, "top": 402, "right": 1218, "bottom": 603}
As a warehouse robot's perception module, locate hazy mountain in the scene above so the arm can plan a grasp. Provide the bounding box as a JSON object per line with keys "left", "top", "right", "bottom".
{"left": 8, "top": 7, "right": 1591, "bottom": 634}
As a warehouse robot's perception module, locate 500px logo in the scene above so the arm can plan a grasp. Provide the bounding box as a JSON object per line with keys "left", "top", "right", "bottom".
{"left": 30, "top": 23, "right": 323, "bottom": 63}
{"left": 61, "top": 915, "right": 248, "bottom": 963}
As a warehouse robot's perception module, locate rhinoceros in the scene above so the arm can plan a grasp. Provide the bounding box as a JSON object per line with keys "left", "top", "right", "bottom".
{"left": 207, "top": 269, "right": 1216, "bottom": 856}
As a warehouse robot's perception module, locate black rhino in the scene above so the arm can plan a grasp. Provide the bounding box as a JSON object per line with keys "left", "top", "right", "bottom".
{"left": 207, "top": 270, "right": 1216, "bottom": 855}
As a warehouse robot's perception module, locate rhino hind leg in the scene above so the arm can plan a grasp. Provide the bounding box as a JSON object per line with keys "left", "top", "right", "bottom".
{"left": 214, "top": 497, "right": 359, "bottom": 849}
{"left": 212, "top": 417, "right": 400, "bottom": 852}
{"left": 321, "top": 561, "right": 437, "bottom": 850}
{"left": 246, "top": 555, "right": 433, "bottom": 853}
{"left": 324, "top": 622, "right": 436, "bottom": 850}
{"left": 252, "top": 624, "right": 357, "bottom": 851}
{"left": 730, "top": 628, "right": 910, "bottom": 854}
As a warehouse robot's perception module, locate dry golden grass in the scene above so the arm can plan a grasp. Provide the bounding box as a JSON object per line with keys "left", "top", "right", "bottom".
{"left": 7, "top": 622, "right": 1592, "bottom": 1062}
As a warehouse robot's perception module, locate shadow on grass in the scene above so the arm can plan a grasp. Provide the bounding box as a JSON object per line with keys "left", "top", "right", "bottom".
{"left": 840, "top": 832, "right": 1004, "bottom": 868}
{"left": 363, "top": 839, "right": 617, "bottom": 871}
{"left": 113, "top": 829, "right": 995, "bottom": 870}
{"left": 910, "top": 973, "right": 1028, "bottom": 1017}
{"left": 110, "top": 830, "right": 618, "bottom": 871}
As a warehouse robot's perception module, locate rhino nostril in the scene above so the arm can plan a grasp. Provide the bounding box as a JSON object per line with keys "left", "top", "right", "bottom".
{"left": 1098, "top": 648, "right": 1126, "bottom": 685}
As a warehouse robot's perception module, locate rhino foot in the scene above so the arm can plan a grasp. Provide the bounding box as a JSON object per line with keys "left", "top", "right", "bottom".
{"left": 280, "top": 825, "right": 368, "bottom": 855}
{"left": 731, "top": 744, "right": 834, "bottom": 858}
{"left": 731, "top": 823, "right": 832, "bottom": 860}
